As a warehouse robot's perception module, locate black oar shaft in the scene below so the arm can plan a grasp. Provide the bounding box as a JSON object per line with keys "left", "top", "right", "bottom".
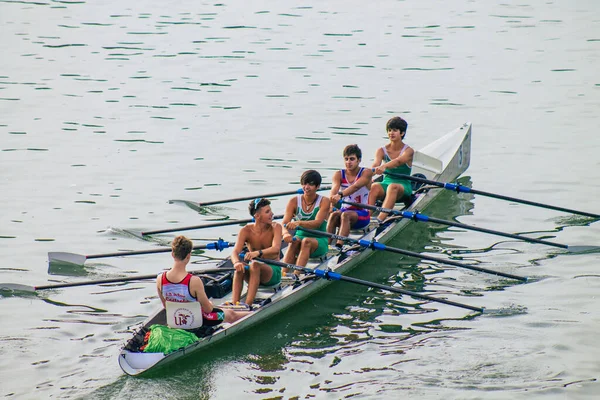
{"left": 298, "top": 227, "right": 527, "bottom": 282}
{"left": 86, "top": 243, "right": 225, "bottom": 260}
{"left": 33, "top": 268, "right": 234, "bottom": 291}
{"left": 142, "top": 215, "right": 284, "bottom": 236}
{"left": 343, "top": 200, "right": 568, "bottom": 249}
{"left": 255, "top": 258, "right": 483, "bottom": 313}
{"left": 385, "top": 172, "right": 600, "bottom": 219}
{"left": 199, "top": 187, "right": 332, "bottom": 207}
{"left": 464, "top": 188, "right": 600, "bottom": 219}
{"left": 424, "top": 215, "right": 567, "bottom": 249}
{"left": 337, "top": 274, "right": 483, "bottom": 312}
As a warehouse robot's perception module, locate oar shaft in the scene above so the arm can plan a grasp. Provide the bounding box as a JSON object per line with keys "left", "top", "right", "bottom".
{"left": 343, "top": 200, "right": 568, "bottom": 249}
{"left": 199, "top": 187, "right": 332, "bottom": 207}
{"left": 86, "top": 241, "right": 231, "bottom": 260}
{"left": 384, "top": 172, "right": 600, "bottom": 219}
{"left": 255, "top": 258, "right": 483, "bottom": 313}
{"left": 142, "top": 215, "right": 284, "bottom": 236}
{"left": 34, "top": 267, "right": 234, "bottom": 290}
{"left": 298, "top": 227, "right": 527, "bottom": 282}
{"left": 336, "top": 274, "right": 483, "bottom": 312}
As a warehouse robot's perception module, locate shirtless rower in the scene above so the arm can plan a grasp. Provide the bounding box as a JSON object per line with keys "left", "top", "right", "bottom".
{"left": 230, "top": 198, "right": 282, "bottom": 309}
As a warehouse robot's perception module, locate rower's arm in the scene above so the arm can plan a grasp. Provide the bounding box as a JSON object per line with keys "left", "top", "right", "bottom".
{"left": 231, "top": 226, "right": 248, "bottom": 265}
{"left": 371, "top": 148, "right": 384, "bottom": 169}
{"left": 329, "top": 171, "right": 343, "bottom": 208}
{"left": 281, "top": 197, "right": 297, "bottom": 237}
{"left": 156, "top": 274, "right": 166, "bottom": 308}
{"left": 330, "top": 170, "right": 341, "bottom": 197}
{"left": 191, "top": 276, "right": 214, "bottom": 313}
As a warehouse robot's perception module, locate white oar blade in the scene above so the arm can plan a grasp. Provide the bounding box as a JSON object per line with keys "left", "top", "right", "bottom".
{"left": 0, "top": 283, "right": 36, "bottom": 294}
{"left": 566, "top": 245, "right": 600, "bottom": 253}
{"left": 48, "top": 252, "right": 86, "bottom": 266}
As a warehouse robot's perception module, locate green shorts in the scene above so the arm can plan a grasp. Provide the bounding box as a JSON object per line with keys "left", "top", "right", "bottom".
{"left": 294, "top": 234, "right": 328, "bottom": 258}
{"left": 380, "top": 175, "right": 412, "bottom": 198}
{"left": 262, "top": 263, "right": 282, "bottom": 287}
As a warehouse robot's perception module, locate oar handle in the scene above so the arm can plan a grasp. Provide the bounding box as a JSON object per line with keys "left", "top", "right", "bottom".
{"left": 141, "top": 215, "right": 284, "bottom": 236}
{"left": 198, "top": 186, "right": 332, "bottom": 207}
{"left": 254, "top": 258, "right": 483, "bottom": 313}
{"left": 383, "top": 172, "right": 600, "bottom": 219}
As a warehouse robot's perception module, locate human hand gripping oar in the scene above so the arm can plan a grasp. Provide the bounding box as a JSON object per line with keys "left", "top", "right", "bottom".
{"left": 295, "top": 227, "right": 528, "bottom": 282}
{"left": 193, "top": 186, "right": 332, "bottom": 207}
{"left": 48, "top": 239, "right": 232, "bottom": 266}
{"left": 135, "top": 215, "right": 284, "bottom": 236}
{"left": 342, "top": 200, "right": 599, "bottom": 253}
{"left": 383, "top": 171, "right": 600, "bottom": 220}
{"left": 252, "top": 257, "right": 484, "bottom": 313}
{"left": 1, "top": 267, "right": 234, "bottom": 294}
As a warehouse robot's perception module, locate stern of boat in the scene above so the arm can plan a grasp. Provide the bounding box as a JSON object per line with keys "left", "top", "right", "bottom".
{"left": 420, "top": 122, "right": 471, "bottom": 182}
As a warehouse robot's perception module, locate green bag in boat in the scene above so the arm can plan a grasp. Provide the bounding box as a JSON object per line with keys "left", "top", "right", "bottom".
{"left": 143, "top": 324, "right": 199, "bottom": 354}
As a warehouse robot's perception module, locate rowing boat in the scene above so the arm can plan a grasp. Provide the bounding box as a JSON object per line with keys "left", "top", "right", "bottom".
{"left": 118, "top": 122, "right": 473, "bottom": 376}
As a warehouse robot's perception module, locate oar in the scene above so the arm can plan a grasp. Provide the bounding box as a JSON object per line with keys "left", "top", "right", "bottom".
{"left": 138, "top": 215, "right": 284, "bottom": 236}
{"left": 196, "top": 186, "right": 332, "bottom": 207}
{"left": 254, "top": 257, "right": 483, "bottom": 313}
{"left": 1, "top": 267, "right": 234, "bottom": 293}
{"left": 384, "top": 172, "right": 600, "bottom": 219}
{"left": 342, "top": 200, "right": 597, "bottom": 252}
{"left": 48, "top": 239, "right": 232, "bottom": 266}
{"left": 295, "top": 227, "right": 527, "bottom": 282}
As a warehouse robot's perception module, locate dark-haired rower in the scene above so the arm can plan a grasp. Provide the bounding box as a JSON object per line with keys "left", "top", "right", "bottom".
{"left": 230, "top": 198, "right": 282, "bottom": 308}
{"left": 282, "top": 170, "right": 330, "bottom": 273}
{"left": 369, "top": 116, "right": 414, "bottom": 223}
{"left": 328, "top": 144, "right": 373, "bottom": 248}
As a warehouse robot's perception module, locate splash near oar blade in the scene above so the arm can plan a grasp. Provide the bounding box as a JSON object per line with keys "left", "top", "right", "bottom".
{"left": 384, "top": 172, "right": 600, "bottom": 219}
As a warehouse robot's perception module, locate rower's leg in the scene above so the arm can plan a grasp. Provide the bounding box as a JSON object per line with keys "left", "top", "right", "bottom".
{"left": 379, "top": 184, "right": 405, "bottom": 222}
{"left": 282, "top": 240, "right": 301, "bottom": 274}
{"left": 338, "top": 211, "right": 358, "bottom": 245}
{"left": 368, "top": 183, "right": 385, "bottom": 212}
{"left": 231, "top": 269, "right": 247, "bottom": 304}
{"left": 223, "top": 308, "right": 250, "bottom": 323}
{"left": 244, "top": 261, "right": 262, "bottom": 305}
{"left": 327, "top": 211, "right": 342, "bottom": 243}
{"left": 296, "top": 237, "right": 318, "bottom": 269}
